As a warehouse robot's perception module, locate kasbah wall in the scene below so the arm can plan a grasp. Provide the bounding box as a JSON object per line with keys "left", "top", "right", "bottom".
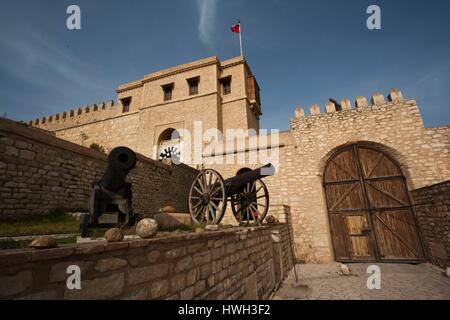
{"left": 18, "top": 56, "right": 450, "bottom": 264}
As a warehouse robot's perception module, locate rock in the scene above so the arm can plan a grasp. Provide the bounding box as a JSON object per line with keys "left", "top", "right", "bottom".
{"left": 205, "top": 224, "right": 219, "bottom": 232}
{"left": 104, "top": 228, "right": 124, "bottom": 242}
{"left": 136, "top": 219, "right": 159, "bottom": 239}
{"left": 29, "top": 236, "right": 57, "bottom": 249}
{"left": 222, "top": 224, "right": 235, "bottom": 229}
{"left": 95, "top": 258, "right": 128, "bottom": 272}
{"left": 446, "top": 267, "right": 450, "bottom": 278}
{"left": 159, "top": 206, "right": 176, "bottom": 214}
{"left": 340, "top": 263, "right": 351, "bottom": 276}
{"left": 265, "top": 215, "right": 279, "bottom": 224}
{"left": 153, "top": 213, "right": 183, "bottom": 229}
{"left": 195, "top": 227, "right": 205, "bottom": 234}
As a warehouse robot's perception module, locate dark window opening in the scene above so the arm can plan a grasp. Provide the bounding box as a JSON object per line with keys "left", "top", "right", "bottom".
{"left": 220, "top": 76, "right": 232, "bottom": 95}
{"left": 162, "top": 83, "right": 174, "bottom": 101}
{"left": 187, "top": 77, "right": 200, "bottom": 96}
{"left": 121, "top": 97, "right": 132, "bottom": 113}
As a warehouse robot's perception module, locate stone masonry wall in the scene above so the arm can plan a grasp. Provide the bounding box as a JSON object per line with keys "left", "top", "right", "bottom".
{"left": 0, "top": 225, "right": 293, "bottom": 300}
{"left": 0, "top": 118, "right": 198, "bottom": 219}
{"left": 411, "top": 181, "right": 450, "bottom": 268}
{"left": 285, "top": 89, "right": 450, "bottom": 263}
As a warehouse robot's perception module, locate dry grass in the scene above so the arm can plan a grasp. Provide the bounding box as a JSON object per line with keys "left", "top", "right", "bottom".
{"left": 0, "top": 236, "right": 77, "bottom": 250}
{"left": 0, "top": 211, "right": 79, "bottom": 237}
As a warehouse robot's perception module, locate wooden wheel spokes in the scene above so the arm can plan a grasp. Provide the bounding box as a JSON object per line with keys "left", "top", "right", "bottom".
{"left": 189, "top": 169, "right": 227, "bottom": 225}
{"left": 231, "top": 179, "right": 269, "bottom": 225}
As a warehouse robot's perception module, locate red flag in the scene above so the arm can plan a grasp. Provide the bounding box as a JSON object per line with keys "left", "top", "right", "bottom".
{"left": 231, "top": 23, "right": 240, "bottom": 34}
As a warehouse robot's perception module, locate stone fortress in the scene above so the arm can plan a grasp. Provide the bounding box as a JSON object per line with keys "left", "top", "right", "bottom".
{"left": 21, "top": 56, "right": 450, "bottom": 265}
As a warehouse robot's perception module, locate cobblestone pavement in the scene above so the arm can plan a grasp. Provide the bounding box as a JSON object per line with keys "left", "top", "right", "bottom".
{"left": 273, "top": 263, "right": 450, "bottom": 300}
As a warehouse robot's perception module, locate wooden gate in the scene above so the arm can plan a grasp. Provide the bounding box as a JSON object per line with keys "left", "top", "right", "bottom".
{"left": 323, "top": 144, "right": 424, "bottom": 262}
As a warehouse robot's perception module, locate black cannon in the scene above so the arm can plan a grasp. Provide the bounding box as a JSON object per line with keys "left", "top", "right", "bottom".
{"left": 188, "top": 164, "right": 275, "bottom": 225}
{"left": 80, "top": 146, "right": 139, "bottom": 237}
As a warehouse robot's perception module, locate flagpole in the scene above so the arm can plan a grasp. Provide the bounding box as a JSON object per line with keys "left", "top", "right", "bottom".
{"left": 239, "top": 22, "right": 243, "bottom": 57}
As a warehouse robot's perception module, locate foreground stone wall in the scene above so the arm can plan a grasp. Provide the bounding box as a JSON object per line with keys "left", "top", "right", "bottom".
{"left": 0, "top": 225, "right": 293, "bottom": 300}
{"left": 0, "top": 118, "right": 198, "bottom": 219}
{"left": 411, "top": 181, "right": 450, "bottom": 268}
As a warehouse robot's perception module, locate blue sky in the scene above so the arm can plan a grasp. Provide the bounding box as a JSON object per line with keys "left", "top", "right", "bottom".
{"left": 0, "top": 0, "right": 449, "bottom": 130}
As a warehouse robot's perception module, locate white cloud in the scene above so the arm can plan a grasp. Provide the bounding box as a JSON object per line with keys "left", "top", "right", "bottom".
{"left": 197, "top": 0, "right": 219, "bottom": 48}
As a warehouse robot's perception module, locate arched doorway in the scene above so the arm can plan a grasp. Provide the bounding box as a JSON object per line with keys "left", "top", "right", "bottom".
{"left": 157, "top": 128, "right": 181, "bottom": 161}
{"left": 323, "top": 144, "right": 424, "bottom": 263}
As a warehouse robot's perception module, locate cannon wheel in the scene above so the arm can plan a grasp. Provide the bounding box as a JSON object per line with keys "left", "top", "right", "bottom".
{"left": 230, "top": 179, "right": 269, "bottom": 225}
{"left": 189, "top": 169, "right": 227, "bottom": 224}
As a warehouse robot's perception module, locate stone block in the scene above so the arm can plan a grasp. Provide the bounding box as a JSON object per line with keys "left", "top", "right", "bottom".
{"left": 147, "top": 250, "right": 161, "bottom": 263}
{"left": 149, "top": 279, "right": 169, "bottom": 299}
{"left": 5, "top": 146, "right": 19, "bottom": 157}
{"left": 388, "top": 88, "right": 403, "bottom": 101}
{"left": 64, "top": 273, "right": 125, "bottom": 300}
{"left": 165, "top": 246, "right": 187, "bottom": 259}
{"left": 356, "top": 96, "right": 368, "bottom": 108}
{"left": 295, "top": 107, "right": 304, "bottom": 118}
{"left": 180, "top": 286, "right": 194, "bottom": 300}
{"left": 170, "top": 273, "right": 186, "bottom": 292}
{"left": 175, "top": 256, "right": 193, "bottom": 272}
{"left": 186, "top": 268, "right": 198, "bottom": 286}
{"left": 94, "top": 258, "right": 128, "bottom": 273}
{"left": 371, "top": 92, "right": 385, "bottom": 105}
{"left": 193, "top": 280, "right": 206, "bottom": 296}
{"left": 19, "top": 150, "right": 36, "bottom": 160}
{"left": 325, "top": 102, "right": 336, "bottom": 113}
{"left": 0, "top": 270, "right": 32, "bottom": 298}
{"left": 193, "top": 251, "right": 212, "bottom": 266}
{"left": 121, "top": 286, "right": 148, "bottom": 300}
{"left": 127, "top": 264, "right": 169, "bottom": 285}
{"left": 310, "top": 104, "right": 320, "bottom": 115}
{"left": 341, "top": 99, "right": 351, "bottom": 110}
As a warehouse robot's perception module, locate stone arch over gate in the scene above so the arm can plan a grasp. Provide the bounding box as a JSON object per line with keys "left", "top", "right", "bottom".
{"left": 318, "top": 141, "right": 415, "bottom": 190}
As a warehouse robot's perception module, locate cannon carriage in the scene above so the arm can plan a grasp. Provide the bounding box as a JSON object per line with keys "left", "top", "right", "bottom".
{"left": 188, "top": 164, "right": 275, "bottom": 225}
{"left": 80, "top": 146, "right": 140, "bottom": 237}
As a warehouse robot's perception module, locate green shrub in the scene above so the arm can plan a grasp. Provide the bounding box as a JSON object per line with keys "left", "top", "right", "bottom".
{"left": 90, "top": 143, "right": 105, "bottom": 153}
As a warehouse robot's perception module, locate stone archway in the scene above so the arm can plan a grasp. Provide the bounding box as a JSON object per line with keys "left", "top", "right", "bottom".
{"left": 323, "top": 143, "right": 425, "bottom": 263}
{"left": 157, "top": 128, "right": 181, "bottom": 161}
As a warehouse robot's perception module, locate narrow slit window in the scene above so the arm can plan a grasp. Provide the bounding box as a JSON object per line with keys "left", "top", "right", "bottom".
{"left": 121, "top": 97, "right": 132, "bottom": 113}
{"left": 162, "top": 83, "right": 174, "bottom": 101}
{"left": 187, "top": 77, "right": 200, "bottom": 96}
{"left": 221, "top": 76, "right": 232, "bottom": 95}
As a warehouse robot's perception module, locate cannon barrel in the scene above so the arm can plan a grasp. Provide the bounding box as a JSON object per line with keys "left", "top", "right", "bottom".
{"left": 99, "top": 147, "right": 137, "bottom": 192}
{"left": 224, "top": 164, "right": 275, "bottom": 195}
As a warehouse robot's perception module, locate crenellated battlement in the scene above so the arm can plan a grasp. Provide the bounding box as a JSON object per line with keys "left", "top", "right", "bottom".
{"left": 28, "top": 100, "right": 128, "bottom": 131}
{"left": 293, "top": 88, "right": 408, "bottom": 120}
